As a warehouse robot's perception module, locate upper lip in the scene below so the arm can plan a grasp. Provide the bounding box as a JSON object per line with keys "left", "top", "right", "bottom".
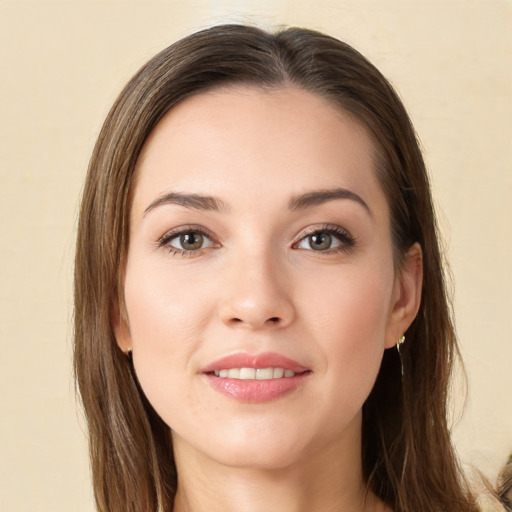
{"left": 201, "top": 352, "right": 310, "bottom": 374}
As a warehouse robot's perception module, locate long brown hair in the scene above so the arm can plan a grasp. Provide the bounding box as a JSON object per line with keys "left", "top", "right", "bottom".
{"left": 74, "top": 24, "right": 476, "bottom": 512}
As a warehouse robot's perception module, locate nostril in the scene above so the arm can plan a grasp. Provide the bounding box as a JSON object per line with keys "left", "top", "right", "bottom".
{"left": 229, "top": 316, "right": 280, "bottom": 326}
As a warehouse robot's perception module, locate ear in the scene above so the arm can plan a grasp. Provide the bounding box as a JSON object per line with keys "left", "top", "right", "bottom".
{"left": 111, "top": 302, "right": 132, "bottom": 354}
{"left": 384, "top": 242, "right": 423, "bottom": 349}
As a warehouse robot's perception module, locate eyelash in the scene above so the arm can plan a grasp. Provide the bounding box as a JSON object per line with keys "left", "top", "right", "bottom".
{"left": 158, "top": 224, "right": 356, "bottom": 257}
{"left": 293, "top": 224, "right": 357, "bottom": 254}
{"left": 158, "top": 226, "right": 218, "bottom": 258}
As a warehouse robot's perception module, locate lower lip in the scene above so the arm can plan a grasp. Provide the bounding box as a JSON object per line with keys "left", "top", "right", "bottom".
{"left": 204, "top": 373, "right": 310, "bottom": 403}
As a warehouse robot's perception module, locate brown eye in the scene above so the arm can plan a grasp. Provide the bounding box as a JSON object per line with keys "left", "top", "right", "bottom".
{"left": 295, "top": 226, "right": 354, "bottom": 253}
{"left": 167, "top": 230, "right": 214, "bottom": 252}
{"left": 179, "top": 232, "right": 204, "bottom": 250}
{"left": 308, "top": 232, "right": 332, "bottom": 251}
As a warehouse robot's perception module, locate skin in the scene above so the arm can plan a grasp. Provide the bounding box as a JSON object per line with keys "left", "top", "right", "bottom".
{"left": 114, "top": 86, "right": 423, "bottom": 512}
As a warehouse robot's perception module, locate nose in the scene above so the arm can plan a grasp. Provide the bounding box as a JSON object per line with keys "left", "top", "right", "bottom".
{"left": 218, "top": 249, "right": 296, "bottom": 331}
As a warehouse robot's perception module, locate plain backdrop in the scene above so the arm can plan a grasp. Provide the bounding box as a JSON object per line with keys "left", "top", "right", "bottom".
{"left": 0, "top": 1, "right": 511, "bottom": 511}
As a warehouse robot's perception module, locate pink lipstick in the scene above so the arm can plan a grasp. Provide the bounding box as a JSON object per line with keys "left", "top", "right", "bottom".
{"left": 201, "top": 352, "right": 311, "bottom": 403}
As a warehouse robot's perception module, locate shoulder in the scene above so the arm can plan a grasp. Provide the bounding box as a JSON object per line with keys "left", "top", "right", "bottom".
{"left": 477, "top": 453, "right": 512, "bottom": 512}
{"left": 476, "top": 493, "right": 509, "bottom": 512}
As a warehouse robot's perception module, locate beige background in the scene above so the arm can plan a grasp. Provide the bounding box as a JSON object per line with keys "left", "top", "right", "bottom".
{"left": 0, "top": 1, "right": 511, "bottom": 510}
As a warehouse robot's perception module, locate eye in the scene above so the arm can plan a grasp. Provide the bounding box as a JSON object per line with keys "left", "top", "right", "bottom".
{"left": 295, "top": 226, "right": 355, "bottom": 253}
{"left": 170, "top": 231, "right": 211, "bottom": 251}
{"left": 159, "top": 227, "right": 217, "bottom": 255}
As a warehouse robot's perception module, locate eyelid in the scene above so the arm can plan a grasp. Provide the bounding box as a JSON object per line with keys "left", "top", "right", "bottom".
{"left": 158, "top": 224, "right": 220, "bottom": 249}
{"left": 169, "top": 232, "right": 215, "bottom": 251}
{"left": 292, "top": 223, "right": 356, "bottom": 252}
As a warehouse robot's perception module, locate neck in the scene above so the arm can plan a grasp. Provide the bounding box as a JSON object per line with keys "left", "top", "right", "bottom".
{"left": 171, "top": 415, "right": 389, "bottom": 512}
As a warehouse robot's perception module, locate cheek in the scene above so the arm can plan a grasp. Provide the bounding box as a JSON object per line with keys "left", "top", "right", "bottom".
{"left": 124, "top": 259, "right": 215, "bottom": 352}
{"left": 299, "top": 259, "right": 393, "bottom": 398}
{"left": 121, "top": 258, "right": 218, "bottom": 418}
{"left": 300, "top": 257, "right": 393, "bottom": 341}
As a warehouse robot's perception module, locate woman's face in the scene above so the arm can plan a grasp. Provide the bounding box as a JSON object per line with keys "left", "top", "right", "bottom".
{"left": 115, "top": 86, "right": 420, "bottom": 470}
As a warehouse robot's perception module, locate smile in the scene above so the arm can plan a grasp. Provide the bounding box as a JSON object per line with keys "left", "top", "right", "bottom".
{"left": 202, "top": 352, "right": 311, "bottom": 402}
{"left": 212, "top": 368, "right": 297, "bottom": 379}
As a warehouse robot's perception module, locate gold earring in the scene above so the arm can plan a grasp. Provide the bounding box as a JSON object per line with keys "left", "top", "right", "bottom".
{"left": 125, "top": 347, "right": 133, "bottom": 357}
{"left": 396, "top": 335, "right": 405, "bottom": 376}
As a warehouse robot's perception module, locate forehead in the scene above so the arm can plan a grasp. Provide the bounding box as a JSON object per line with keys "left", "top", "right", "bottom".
{"left": 132, "top": 86, "right": 387, "bottom": 218}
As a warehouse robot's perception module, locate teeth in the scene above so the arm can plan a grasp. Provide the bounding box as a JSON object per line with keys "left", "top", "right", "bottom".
{"left": 256, "top": 368, "right": 273, "bottom": 380}
{"left": 227, "top": 368, "right": 239, "bottom": 379}
{"left": 239, "top": 367, "right": 255, "bottom": 379}
{"left": 272, "top": 368, "right": 284, "bottom": 378}
{"left": 213, "top": 367, "right": 297, "bottom": 380}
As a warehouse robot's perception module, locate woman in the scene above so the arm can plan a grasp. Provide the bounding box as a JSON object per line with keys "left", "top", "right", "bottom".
{"left": 74, "top": 24, "right": 481, "bottom": 511}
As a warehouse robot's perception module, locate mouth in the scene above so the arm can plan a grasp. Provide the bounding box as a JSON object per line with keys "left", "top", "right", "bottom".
{"left": 201, "top": 352, "right": 311, "bottom": 403}
{"left": 211, "top": 367, "right": 299, "bottom": 379}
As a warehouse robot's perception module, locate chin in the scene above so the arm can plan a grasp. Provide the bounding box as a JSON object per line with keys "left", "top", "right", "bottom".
{"left": 208, "top": 442, "right": 305, "bottom": 471}
{"left": 202, "top": 416, "right": 332, "bottom": 471}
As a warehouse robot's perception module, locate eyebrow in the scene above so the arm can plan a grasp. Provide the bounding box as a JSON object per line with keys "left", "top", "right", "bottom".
{"left": 143, "top": 187, "right": 371, "bottom": 217}
{"left": 143, "top": 192, "right": 230, "bottom": 216}
{"left": 288, "top": 188, "right": 372, "bottom": 216}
